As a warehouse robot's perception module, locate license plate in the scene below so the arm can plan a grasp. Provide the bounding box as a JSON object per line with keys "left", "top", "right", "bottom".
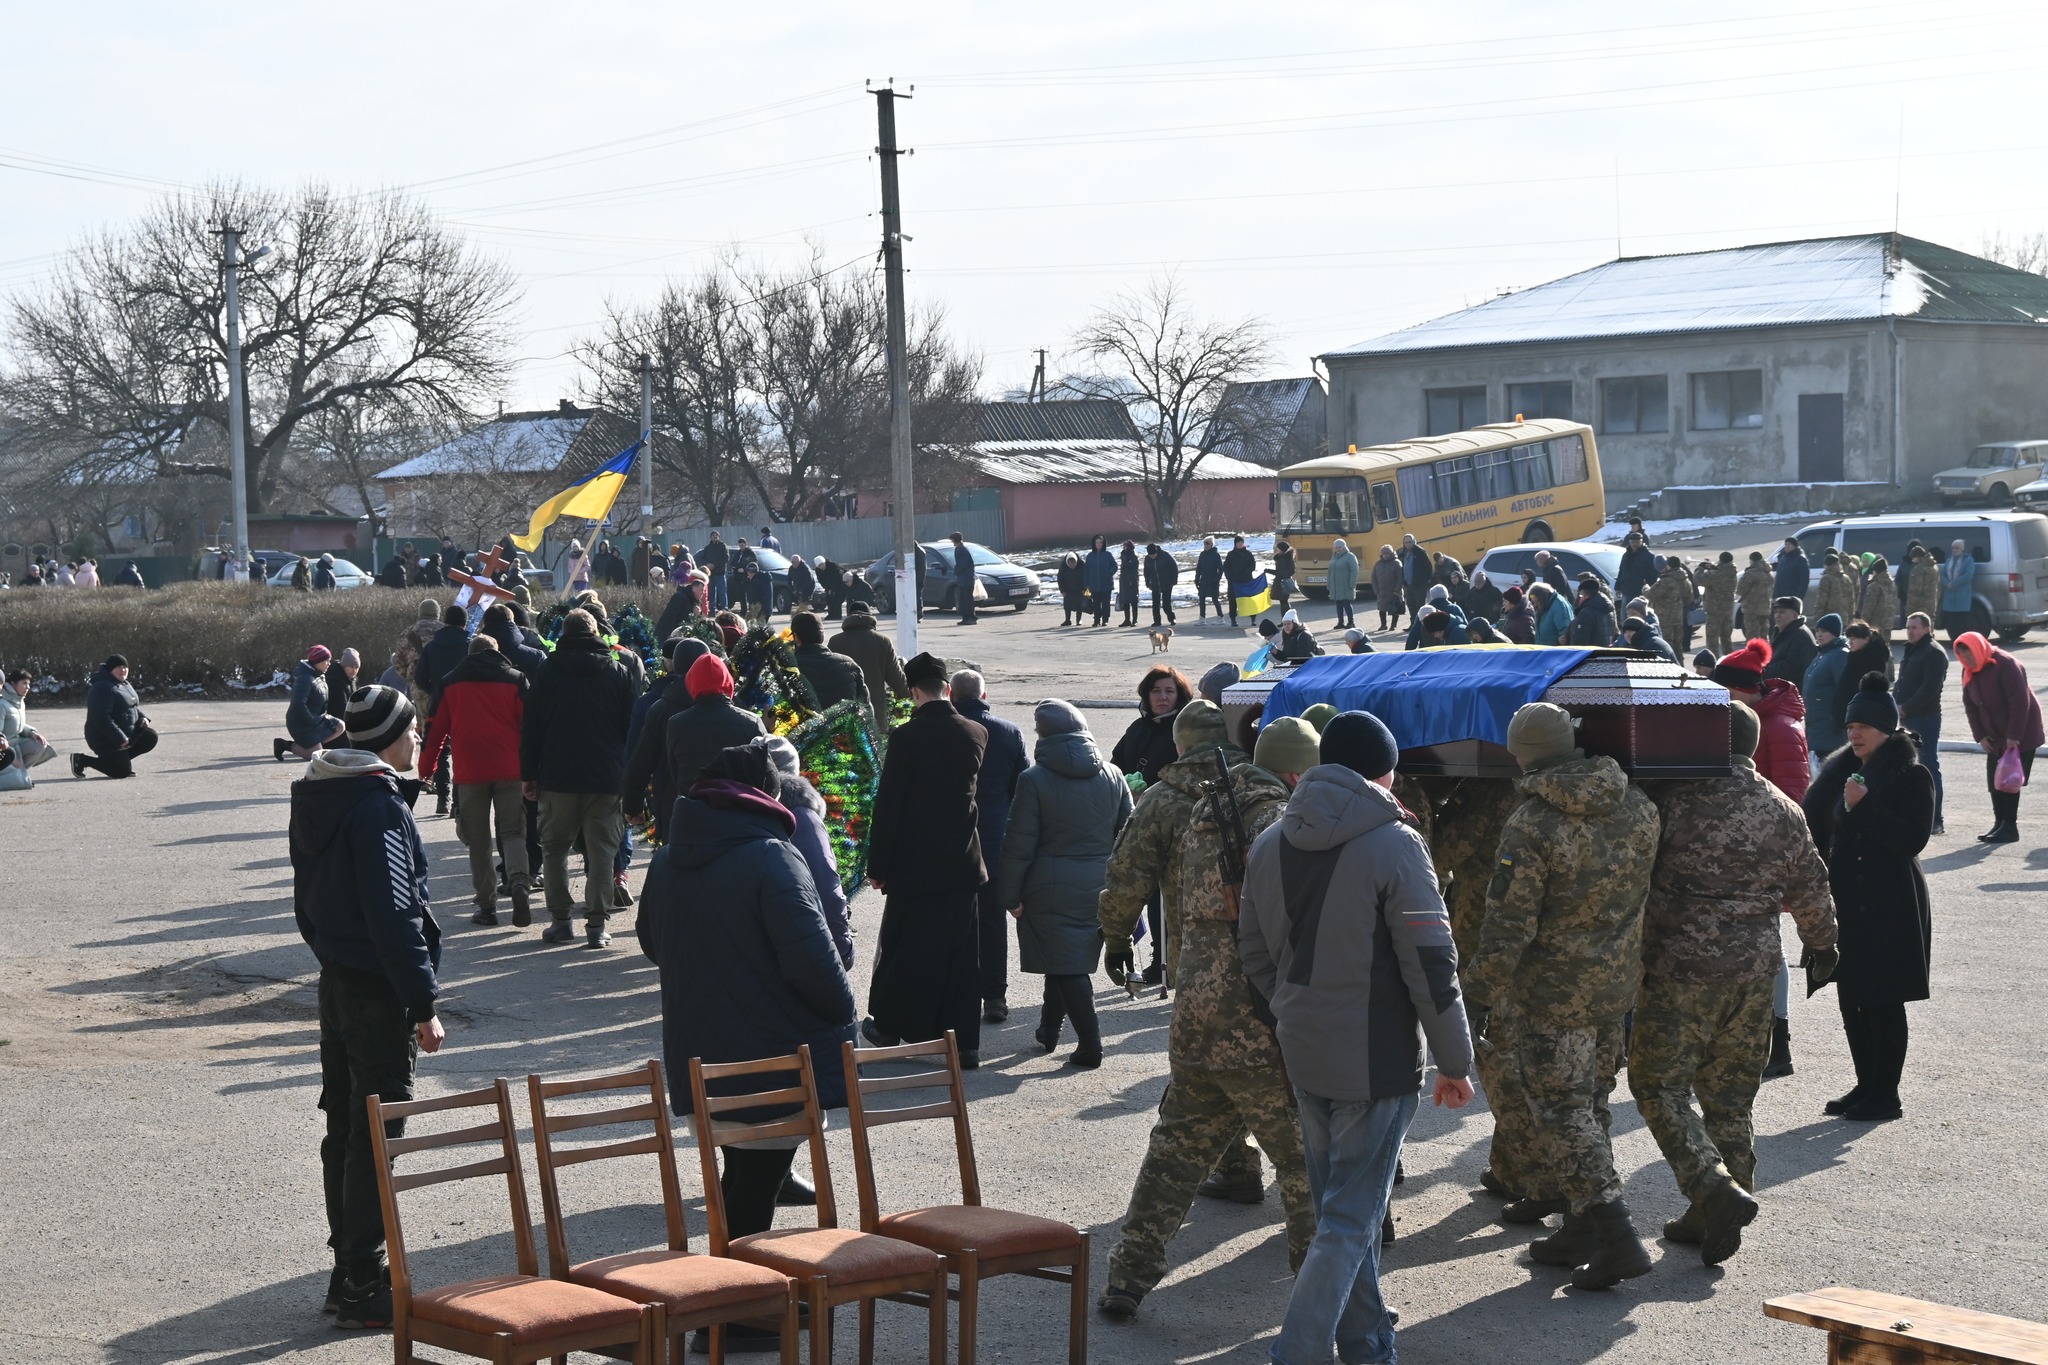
{"left": 1011, "top": 586, "right": 1032, "bottom": 596}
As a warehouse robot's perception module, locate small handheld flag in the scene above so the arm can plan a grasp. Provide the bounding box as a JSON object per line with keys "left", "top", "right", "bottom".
{"left": 1233, "top": 572, "right": 1272, "bottom": 620}
{"left": 511, "top": 442, "right": 642, "bottom": 552}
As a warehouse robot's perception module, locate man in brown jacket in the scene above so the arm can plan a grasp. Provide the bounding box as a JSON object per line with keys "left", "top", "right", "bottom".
{"left": 828, "top": 609, "right": 910, "bottom": 721}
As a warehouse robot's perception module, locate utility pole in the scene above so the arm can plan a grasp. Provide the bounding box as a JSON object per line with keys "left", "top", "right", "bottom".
{"left": 1029, "top": 348, "right": 1046, "bottom": 402}
{"left": 873, "top": 80, "right": 917, "bottom": 660}
{"left": 221, "top": 226, "right": 256, "bottom": 584}
{"left": 639, "top": 353, "right": 654, "bottom": 533}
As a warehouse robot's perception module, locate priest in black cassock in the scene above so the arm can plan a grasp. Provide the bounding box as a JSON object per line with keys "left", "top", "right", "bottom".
{"left": 862, "top": 651, "right": 990, "bottom": 1065}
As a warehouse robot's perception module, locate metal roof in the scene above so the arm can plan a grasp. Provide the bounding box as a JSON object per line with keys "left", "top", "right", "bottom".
{"left": 377, "top": 409, "right": 589, "bottom": 480}
{"left": 1323, "top": 234, "right": 2048, "bottom": 359}
{"left": 966, "top": 440, "right": 1275, "bottom": 486}
{"left": 977, "top": 400, "right": 1140, "bottom": 443}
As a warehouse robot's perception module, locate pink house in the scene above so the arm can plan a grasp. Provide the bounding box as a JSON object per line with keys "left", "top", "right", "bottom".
{"left": 948, "top": 401, "right": 1276, "bottom": 549}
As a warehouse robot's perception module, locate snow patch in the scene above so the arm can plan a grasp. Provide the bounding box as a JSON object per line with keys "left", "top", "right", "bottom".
{"left": 1590, "top": 513, "right": 1832, "bottom": 543}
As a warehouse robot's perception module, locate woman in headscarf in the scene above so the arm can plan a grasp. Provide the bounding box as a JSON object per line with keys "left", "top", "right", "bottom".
{"left": 1953, "top": 631, "right": 2044, "bottom": 844}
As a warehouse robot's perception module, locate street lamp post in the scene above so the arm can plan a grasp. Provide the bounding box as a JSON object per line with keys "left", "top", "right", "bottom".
{"left": 220, "top": 228, "right": 268, "bottom": 583}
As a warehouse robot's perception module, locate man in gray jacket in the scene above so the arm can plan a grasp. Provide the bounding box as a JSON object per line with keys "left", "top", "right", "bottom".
{"left": 1239, "top": 710, "right": 1474, "bottom": 1365}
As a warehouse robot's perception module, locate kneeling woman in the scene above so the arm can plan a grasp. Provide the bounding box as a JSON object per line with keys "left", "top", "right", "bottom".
{"left": 995, "top": 701, "right": 1134, "bottom": 1068}
{"left": 1802, "top": 674, "right": 1935, "bottom": 1123}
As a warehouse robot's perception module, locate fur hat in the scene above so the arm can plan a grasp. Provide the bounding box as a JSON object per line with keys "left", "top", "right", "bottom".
{"left": 1710, "top": 638, "right": 1772, "bottom": 691}
{"left": 1843, "top": 672, "right": 1899, "bottom": 733}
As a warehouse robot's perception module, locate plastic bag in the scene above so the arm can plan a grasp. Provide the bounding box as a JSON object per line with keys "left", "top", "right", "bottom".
{"left": 1996, "top": 746, "right": 2028, "bottom": 793}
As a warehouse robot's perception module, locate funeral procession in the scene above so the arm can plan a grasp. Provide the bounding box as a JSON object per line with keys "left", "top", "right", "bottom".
{"left": 5, "top": 7, "right": 2048, "bottom": 1365}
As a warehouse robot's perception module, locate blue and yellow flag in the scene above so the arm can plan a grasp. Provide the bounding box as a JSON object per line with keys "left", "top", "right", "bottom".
{"left": 511, "top": 441, "right": 641, "bottom": 552}
{"left": 1233, "top": 572, "right": 1272, "bottom": 619}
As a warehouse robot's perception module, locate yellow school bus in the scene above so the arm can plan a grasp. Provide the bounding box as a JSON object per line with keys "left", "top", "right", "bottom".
{"left": 1276, "top": 419, "right": 1606, "bottom": 592}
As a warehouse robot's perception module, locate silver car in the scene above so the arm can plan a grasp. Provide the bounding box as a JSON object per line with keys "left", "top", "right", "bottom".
{"left": 1791, "top": 511, "right": 2048, "bottom": 642}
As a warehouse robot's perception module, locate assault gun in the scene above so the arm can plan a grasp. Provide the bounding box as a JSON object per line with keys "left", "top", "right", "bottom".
{"left": 1201, "top": 746, "right": 1252, "bottom": 920}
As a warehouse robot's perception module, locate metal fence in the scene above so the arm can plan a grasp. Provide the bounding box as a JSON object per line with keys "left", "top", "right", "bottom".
{"left": 658, "top": 508, "right": 1007, "bottom": 566}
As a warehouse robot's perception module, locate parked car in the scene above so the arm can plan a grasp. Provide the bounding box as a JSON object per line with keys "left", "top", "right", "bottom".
{"left": 1932, "top": 439, "right": 2048, "bottom": 505}
{"left": 1473, "top": 540, "right": 1626, "bottom": 593}
{"left": 1791, "top": 511, "right": 2048, "bottom": 641}
{"left": 265, "top": 556, "right": 372, "bottom": 589}
{"left": 862, "top": 542, "right": 1039, "bottom": 613}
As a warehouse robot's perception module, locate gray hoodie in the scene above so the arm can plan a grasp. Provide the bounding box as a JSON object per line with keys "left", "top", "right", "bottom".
{"left": 1238, "top": 763, "right": 1473, "bottom": 1101}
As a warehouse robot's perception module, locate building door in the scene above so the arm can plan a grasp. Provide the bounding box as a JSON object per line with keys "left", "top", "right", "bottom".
{"left": 1798, "top": 393, "right": 1845, "bottom": 481}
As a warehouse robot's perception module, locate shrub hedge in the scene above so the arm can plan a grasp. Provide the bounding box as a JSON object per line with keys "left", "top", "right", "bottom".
{"left": 0, "top": 582, "right": 678, "bottom": 701}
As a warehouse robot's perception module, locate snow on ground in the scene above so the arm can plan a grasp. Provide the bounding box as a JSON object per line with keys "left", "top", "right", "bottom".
{"left": 1588, "top": 513, "right": 1830, "bottom": 543}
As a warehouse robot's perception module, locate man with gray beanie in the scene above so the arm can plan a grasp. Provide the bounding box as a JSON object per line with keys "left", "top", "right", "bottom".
{"left": 291, "top": 684, "right": 443, "bottom": 1329}
{"left": 1239, "top": 710, "right": 1473, "bottom": 1365}
{"left": 1462, "top": 702, "right": 1659, "bottom": 1289}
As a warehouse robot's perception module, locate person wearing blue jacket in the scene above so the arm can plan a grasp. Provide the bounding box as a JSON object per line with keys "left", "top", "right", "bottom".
{"left": 949, "top": 531, "right": 980, "bottom": 625}
{"left": 1772, "top": 537, "right": 1811, "bottom": 614}
{"left": 637, "top": 741, "right": 856, "bottom": 1345}
{"left": 1529, "top": 583, "right": 1573, "bottom": 646}
{"left": 1083, "top": 534, "right": 1118, "bottom": 627}
{"left": 278, "top": 645, "right": 347, "bottom": 761}
{"left": 1404, "top": 585, "right": 1469, "bottom": 649}
{"left": 1801, "top": 614, "right": 1850, "bottom": 760}
{"left": 290, "top": 685, "right": 443, "bottom": 1329}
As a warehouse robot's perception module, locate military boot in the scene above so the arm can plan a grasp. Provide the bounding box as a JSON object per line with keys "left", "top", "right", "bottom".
{"left": 1761, "top": 1018, "right": 1793, "bottom": 1078}
{"left": 1569, "top": 1200, "right": 1653, "bottom": 1289}
{"left": 1695, "top": 1179, "right": 1759, "bottom": 1266}
{"left": 1528, "top": 1210, "right": 1596, "bottom": 1267}
{"left": 1501, "top": 1195, "right": 1568, "bottom": 1224}
{"left": 1662, "top": 1205, "right": 1704, "bottom": 1244}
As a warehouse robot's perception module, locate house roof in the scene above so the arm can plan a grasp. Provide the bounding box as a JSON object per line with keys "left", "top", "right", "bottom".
{"left": 977, "top": 399, "right": 1140, "bottom": 443}
{"left": 374, "top": 403, "right": 666, "bottom": 484}
{"left": 1205, "top": 376, "right": 1326, "bottom": 463}
{"left": 1322, "top": 234, "right": 2048, "bottom": 359}
{"left": 966, "top": 440, "right": 1274, "bottom": 486}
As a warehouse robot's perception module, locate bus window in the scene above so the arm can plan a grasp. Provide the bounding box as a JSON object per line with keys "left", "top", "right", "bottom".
{"left": 1277, "top": 475, "right": 1369, "bottom": 534}
{"left": 1554, "top": 434, "right": 1590, "bottom": 484}
{"left": 1371, "top": 481, "right": 1399, "bottom": 522}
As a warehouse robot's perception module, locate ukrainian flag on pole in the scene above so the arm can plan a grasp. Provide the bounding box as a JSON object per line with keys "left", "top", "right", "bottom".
{"left": 1233, "top": 572, "right": 1272, "bottom": 619}
{"left": 511, "top": 441, "right": 642, "bottom": 551}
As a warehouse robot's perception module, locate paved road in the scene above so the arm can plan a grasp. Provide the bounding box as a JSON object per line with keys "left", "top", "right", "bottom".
{"left": 4, "top": 605, "right": 2046, "bottom": 1363}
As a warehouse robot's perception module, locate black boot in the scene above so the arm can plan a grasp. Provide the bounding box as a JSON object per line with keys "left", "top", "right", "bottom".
{"left": 776, "top": 1171, "right": 818, "bottom": 1206}
{"left": 1528, "top": 1210, "right": 1595, "bottom": 1267}
{"left": 1761, "top": 1017, "right": 1793, "bottom": 1079}
{"left": 1570, "top": 1200, "right": 1653, "bottom": 1289}
{"left": 273, "top": 737, "right": 293, "bottom": 762}
{"left": 1985, "top": 822, "right": 2020, "bottom": 844}
{"left": 1695, "top": 1178, "right": 1759, "bottom": 1266}
{"left": 1822, "top": 1086, "right": 1865, "bottom": 1116}
{"left": 1502, "top": 1195, "right": 1569, "bottom": 1225}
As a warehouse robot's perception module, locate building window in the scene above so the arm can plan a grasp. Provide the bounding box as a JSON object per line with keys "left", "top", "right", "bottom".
{"left": 1600, "top": 376, "right": 1669, "bottom": 434}
{"left": 1690, "top": 370, "right": 1764, "bottom": 430}
{"left": 1100, "top": 491, "right": 1126, "bottom": 508}
{"left": 1425, "top": 386, "right": 1487, "bottom": 435}
{"left": 1505, "top": 381, "right": 1572, "bottom": 421}
{"left": 1346, "top": 389, "right": 1360, "bottom": 443}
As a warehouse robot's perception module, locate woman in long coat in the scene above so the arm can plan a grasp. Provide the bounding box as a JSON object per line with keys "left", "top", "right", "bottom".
{"left": 995, "top": 701, "right": 1134, "bottom": 1068}
{"left": 1803, "top": 674, "right": 1934, "bottom": 1123}
{"left": 1370, "top": 545, "right": 1404, "bottom": 632}
{"left": 1117, "top": 540, "right": 1143, "bottom": 628}
{"left": 1326, "top": 537, "right": 1361, "bottom": 629}
{"left": 1083, "top": 535, "right": 1117, "bottom": 627}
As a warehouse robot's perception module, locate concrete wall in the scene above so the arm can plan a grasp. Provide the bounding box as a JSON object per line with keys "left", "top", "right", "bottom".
{"left": 1002, "top": 478, "right": 1274, "bottom": 549}
{"left": 1326, "top": 323, "right": 1891, "bottom": 495}
{"left": 1898, "top": 322, "right": 2048, "bottom": 490}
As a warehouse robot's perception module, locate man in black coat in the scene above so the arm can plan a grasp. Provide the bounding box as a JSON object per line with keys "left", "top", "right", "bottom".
{"left": 623, "top": 640, "right": 708, "bottom": 844}
{"left": 1194, "top": 537, "right": 1224, "bottom": 619}
{"left": 1143, "top": 544, "right": 1180, "bottom": 627}
{"left": 1615, "top": 532, "right": 1659, "bottom": 603}
{"left": 788, "top": 611, "right": 866, "bottom": 707}
{"left": 949, "top": 668, "right": 1028, "bottom": 1023}
{"left": 699, "top": 531, "right": 731, "bottom": 610}
{"left": 1773, "top": 538, "right": 1811, "bottom": 613}
{"left": 1223, "top": 536, "right": 1258, "bottom": 627}
{"left": 1893, "top": 612, "right": 1951, "bottom": 832}
{"left": 864, "top": 652, "right": 989, "bottom": 1064}
{"left": 1763, "top": 599, "right": 1819, "bottom": 686}
{"left": 662, "top": 652, "right": 767, "bottom": 817}
{"left": 521, "top": 609, "right": 636, "bottom": 947}
{"left": 73, "top": 655, "right": 158, "bottom": 779}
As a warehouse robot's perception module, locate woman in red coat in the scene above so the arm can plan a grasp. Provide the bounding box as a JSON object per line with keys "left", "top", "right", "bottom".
{"left": 1954, "top": 632, "right": 2045, "bottom": 844}
{"left": 1711, "top": 637, "right": 1811, "bottom": 802}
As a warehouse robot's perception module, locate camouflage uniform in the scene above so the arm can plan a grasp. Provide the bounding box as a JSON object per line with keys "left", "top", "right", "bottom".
{"left": 1904, "top": 548, "right": 1940, "bottom": 623}
{"left": 1737, "top": 560, "right": 1777, "bottom": 641}
{"left": 392, "top": 616, "right": 441, "bottom": 714}
{"left": 1857, "top": 565, "right": 1898, "bottom": 642}
{"left": 1814, "top": 560, "right": 1858, "bottom": 626}
{"left": 1632, "top": 761, "right": 1837, "bottom": 1201}
{"left": 1462, "top": 753, "right": 1659, "bottom": 1214}
{"left": 1698, "top": 558, "right": 1739, "bottom": 658}
{"left": 1647, "top": 561, "right": 1697, "bottom": 652}
{"left": 1101, "top": 740, "right": 1263, "bottom": 1188}
{"left": 1432, "top": 777, "right": 1546, "bottom": 1197}
{"left": 1106, "top": 761, "right": 1315, "bottom": 1298}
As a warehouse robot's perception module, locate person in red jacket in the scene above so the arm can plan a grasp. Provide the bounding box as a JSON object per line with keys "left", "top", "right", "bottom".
{"left": 1711, "top": 638, "right": 1811, "bottom": 802}
{"left": 420, "top": 634, "right": 531, "bottom": 926}
{"left": 1954, "top": 631, "right": 2045, "bottom": 844}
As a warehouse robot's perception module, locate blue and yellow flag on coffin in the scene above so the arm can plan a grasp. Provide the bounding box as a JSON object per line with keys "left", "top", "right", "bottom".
{"left": 511, "top": 441, "right": 642, "bottom": 552}
{"left": 1233, "top": 572, "right": 1272, "bottom": 619}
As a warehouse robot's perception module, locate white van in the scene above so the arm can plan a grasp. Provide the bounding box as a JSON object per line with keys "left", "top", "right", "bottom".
{"left": 1791, "top": 511, "right": 2048, "bottom": 642}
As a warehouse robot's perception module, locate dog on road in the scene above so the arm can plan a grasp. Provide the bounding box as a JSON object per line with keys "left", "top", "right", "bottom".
{"left": 1149, "top": 627, "right": 1174, "bottom": 653}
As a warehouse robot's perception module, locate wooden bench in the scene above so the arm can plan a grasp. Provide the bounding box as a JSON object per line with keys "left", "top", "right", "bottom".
{"left": 1767, "top": 1287, "right": 2048, "bottom": 1365}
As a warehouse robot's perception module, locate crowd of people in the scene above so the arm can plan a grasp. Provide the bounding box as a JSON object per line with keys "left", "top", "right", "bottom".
{"left": 5, "top": 554, "right": 140, "bottom": 589}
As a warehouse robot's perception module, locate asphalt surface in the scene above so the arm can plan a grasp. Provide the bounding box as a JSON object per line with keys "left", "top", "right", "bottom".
{"left": 4, "top": 591, "right": 2047, "bottom": 1363}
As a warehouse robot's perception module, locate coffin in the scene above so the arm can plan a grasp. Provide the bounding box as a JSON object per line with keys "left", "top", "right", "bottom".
{"left": 1220, "top": 647, "right": 1730, "bottom": 780}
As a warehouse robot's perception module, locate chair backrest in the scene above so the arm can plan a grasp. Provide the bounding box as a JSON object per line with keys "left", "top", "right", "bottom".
{"left": 686, "top": 1046, "right": 836, "bottom": 1254}
{"left": 839, "top": 1031, "right": 978, "bottom": 1233}
{"left": 527, "top": 1060, "right": 688, "bottom": 1277}
{"left": 368, "top": 1080, "right": 539, "bottom": 1306}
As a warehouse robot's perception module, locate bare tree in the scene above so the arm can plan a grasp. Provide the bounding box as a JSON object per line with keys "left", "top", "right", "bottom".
{"left": 0, "top": 180, "right": 517, "bottom": 515}
{"left": 1064, "top": 275, "right": 1273, "bottom": 534}
{"left": 1980, "top": 230, "right": 2048, "bottom": 276}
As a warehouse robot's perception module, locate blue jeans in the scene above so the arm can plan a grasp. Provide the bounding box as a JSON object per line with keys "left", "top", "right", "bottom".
{"left": 708, "top": 572, "right": 728, "bottom": 610}
{"left": 1272, "top": 1090, "right": 1418, "bottom": 1365}
{"left": 1906, "top": 712, "right": 1943, "bottom": 823}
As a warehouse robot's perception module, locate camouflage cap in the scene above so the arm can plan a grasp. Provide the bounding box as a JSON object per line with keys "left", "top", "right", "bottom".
{"left": 1505, "top": 702, "right": 1579, "bottom": 770}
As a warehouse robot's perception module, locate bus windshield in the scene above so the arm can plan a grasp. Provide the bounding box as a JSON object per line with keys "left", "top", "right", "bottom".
{"left": 1277, "top": 475, "right": 1370, "bottom": 535}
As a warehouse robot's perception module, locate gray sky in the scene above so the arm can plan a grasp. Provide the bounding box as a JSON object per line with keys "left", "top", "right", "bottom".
{"left": 6, "top": 1, "right": 2046, "bottom": 409}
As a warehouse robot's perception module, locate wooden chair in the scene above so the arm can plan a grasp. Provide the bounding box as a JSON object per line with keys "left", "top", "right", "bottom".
{"left": 1767, "top": 1286, "right": 2048, "bottom": 1364}
{"left": 840, "top": 1032, "right": 1087, "bottom": 1365}
{"left": 527, "top": 1060, "right": 800, "bottom": 1365}
{"left": 367, "top": 1079, "right": 660, "bottom": 1365}
{"left": 687, "top": 1046, "right": 947, "bottom": 1365}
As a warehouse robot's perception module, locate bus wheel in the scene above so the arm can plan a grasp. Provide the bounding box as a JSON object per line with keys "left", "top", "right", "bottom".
{"left": 1521, "top": 519, "right": 1554, "bottom": 542}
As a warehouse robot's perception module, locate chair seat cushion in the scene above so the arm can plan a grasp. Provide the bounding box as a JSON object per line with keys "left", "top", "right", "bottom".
{"left": 877, "top": 1205, "right": 1082, "bottom": 1260}
{"left": 411, "top": 1273, "right": 643, "bottom": 1344}
{"left": 572, "top": 1250, "right": 792, "bottom": 1313}
{"left": 730, "top": 1227, "right": 942, "bottom": 1284}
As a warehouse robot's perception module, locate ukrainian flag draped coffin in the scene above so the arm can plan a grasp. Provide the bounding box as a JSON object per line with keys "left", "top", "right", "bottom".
{"left": 511, "top": 441, "right": 641, "bottom": 552}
